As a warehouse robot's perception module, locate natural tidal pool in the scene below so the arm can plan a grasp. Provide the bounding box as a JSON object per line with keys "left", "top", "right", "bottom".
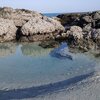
{"left": 0, "top": 42, "right": 99, "bottom": 99}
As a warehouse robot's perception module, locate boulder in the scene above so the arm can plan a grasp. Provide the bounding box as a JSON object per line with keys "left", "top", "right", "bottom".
{"left": 57, "top": 13, "right": 81, "bottom": 26}
{"left": 82, "top": 15, "right": 93, "bottom": 23}
{"left": 0, "top": 7, "right": 42, "bottom": 27}
{"left": 66, "top": 26, "right": 83, "bottom": 39}
{"left": 21, "top": 17, "right": 64, "bottom": 36}
{"left": 0, "top": 18, "right": 17, "bottom": 42}
{"left": 91, "top": 29, "right": 100, "bottom": 40}
{"left": 83, "top": 24, "right": 92, "bottom": 33}
{"left": 93, "top": 12, "right": 100, "bottom": 20}
{"left": 95, "top": 19, "right": 100, "bottom": 28}
{"left": 39, "top": 40, "right": 59, "bottom": 48}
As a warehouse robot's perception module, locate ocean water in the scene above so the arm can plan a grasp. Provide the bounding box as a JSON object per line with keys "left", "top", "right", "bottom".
{"left": 43, "top": 13, "right": 61, "bottom": 17}
{"left": 0, "top": 42, "right": 99, "bottom": 99}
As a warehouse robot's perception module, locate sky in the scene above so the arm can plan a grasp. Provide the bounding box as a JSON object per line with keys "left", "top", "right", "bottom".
{"left": 0, "top": 0, "right": 100, "bottom": 13}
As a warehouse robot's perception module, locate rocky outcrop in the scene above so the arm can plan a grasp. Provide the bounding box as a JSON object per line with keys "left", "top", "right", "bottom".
{"left": 0, "top": 7, "right": 65, "bottom": 42}
{"left": 0, "top": 18, "right": 17, "bottom": 42}
{"left": 55, "top": 26, "right": 83, "bottom": 42}
{"left": 0, "top": 7, "right": 42, "bottom": 27}
{"left": 56, "top": 11, "right": 100, "bottom": 50}
{"left": 21, "top": 16, "right": 65, "bottom": 41}
{"left": 66, "top": 26, "right": 83, "bottom": 39}
{"left": 21, "top": 17, "right": 64, "bottom": 35}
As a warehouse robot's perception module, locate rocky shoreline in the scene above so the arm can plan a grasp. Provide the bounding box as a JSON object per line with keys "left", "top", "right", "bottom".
{"left": 56, "top": 11, "right": 100, "bottom": 51}
{"left": 0, "top": 7, "right": 100, "bottom": 52}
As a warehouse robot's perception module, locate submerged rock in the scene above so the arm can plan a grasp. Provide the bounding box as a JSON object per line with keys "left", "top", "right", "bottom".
{"left": 39, "top": 40, "right": 59, "bottom": 48}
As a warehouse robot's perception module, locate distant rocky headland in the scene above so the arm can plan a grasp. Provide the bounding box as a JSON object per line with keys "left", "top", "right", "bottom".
{"left": 0, "top": 7, "right": 100, "bottom": 52}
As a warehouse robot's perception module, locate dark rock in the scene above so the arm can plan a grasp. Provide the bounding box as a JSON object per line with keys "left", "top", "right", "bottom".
{"left": 39, "top": 40, "right": 59, "bottom": 48}
{"left": 83, "top": 24, "right": 92, "bottom": 33}
{"left": 91, "top": 29, "right": 100, "bottom": 41}
{"left": 57, "top": 13, "right": 81, "bottom": 26}
{"left": 95, "top": 19, "right": 100, "bottom": 28}
{"left": 82, "top": 15, "right": 93, "bottom": 23}
{"left": 93, "top": 12, "right": 100, "bottom": 20}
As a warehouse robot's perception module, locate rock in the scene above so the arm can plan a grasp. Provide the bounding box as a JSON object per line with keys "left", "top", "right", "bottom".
{"left": 61, "top": 33, "right": 67, "bottom": 37}
{"left": 79, "top": 45, "right": 88, "bottom": 52}
{"left": 83, "top": 24, "right": 92, "bottom": 33}
{"left": 93, "top": 12, "right": 100, "bottom": 20}
{"left": 57, "top": 13, "right": 81, "bottom": 26}
{"left": 39, "top": 40, "right": 59, "bottom": 48}
{"left": 91, "top": 29, "right": 100, "bottom": 40}
{"left": 66, "top": 26, "right": 83, "bottom": 39}
{"left": 0, "top": 7, "right": 42, "bottom": 27}
{"left": 0, "top": 18, "right": 17, "bottom": 42}
{"left": 21, "top": 16, "right": 65, "bottom": 41}
{"left": 0, "top": 7, "right": 65, "bottom": 42}
{"left": 52, "top": 17, "right": 61, "bottom": 22}
{"left": 95, "top": 19, "right": 100, "bottom": 28}
{"left": 82, "top": 15, "right": 93, "bottom": 23}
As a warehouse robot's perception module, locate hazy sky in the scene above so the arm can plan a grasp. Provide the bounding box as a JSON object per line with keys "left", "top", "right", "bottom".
{"left": 0, "top": 0, "right": 100, "bottom": 13}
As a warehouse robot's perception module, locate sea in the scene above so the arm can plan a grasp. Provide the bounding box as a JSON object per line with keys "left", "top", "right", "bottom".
{"left": 43, "top": 13, "right": 61, "bottom": 17}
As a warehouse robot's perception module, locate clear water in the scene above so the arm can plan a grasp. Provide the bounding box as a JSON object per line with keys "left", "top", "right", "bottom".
{"left": 0, "top": 42, "right": 97, "bottom": 90}
{"left": 43, "top": 13, "right": 61, "bottom": 17}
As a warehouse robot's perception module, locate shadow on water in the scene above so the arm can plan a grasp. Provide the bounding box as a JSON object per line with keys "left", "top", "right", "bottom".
{"left": 0, "top": 72, "right": 94, "bottom": 100}
{"left": 50, "top": 42, "right": 73, "bottom": 60}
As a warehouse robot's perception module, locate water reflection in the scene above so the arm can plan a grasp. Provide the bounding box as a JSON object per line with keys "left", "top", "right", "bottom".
{"left": 0, "top": 43, "right": 17, "bottom": 57}
{"left": 0, "top": 42, "right": 52, "bottom": 57}
{"left": 21, "top": 43, "right": 52, "bottom": 57}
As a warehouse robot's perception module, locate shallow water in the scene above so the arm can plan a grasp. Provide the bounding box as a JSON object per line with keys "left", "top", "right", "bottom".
{"left": 0, "top": 42, "right": 98, "bottom": 91}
